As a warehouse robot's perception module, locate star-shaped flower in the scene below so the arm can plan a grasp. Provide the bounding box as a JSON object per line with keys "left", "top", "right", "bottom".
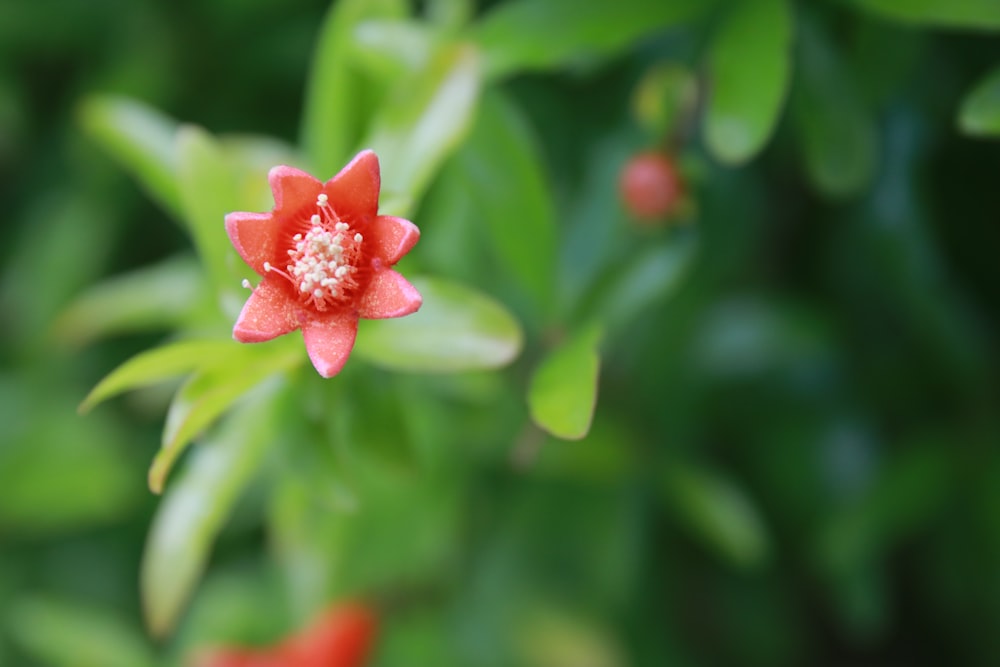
{"left": 226, "top": 150, "right": 421, "bottom": 377}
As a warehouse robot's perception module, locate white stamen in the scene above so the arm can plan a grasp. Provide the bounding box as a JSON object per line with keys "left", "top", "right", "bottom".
{"left": 268, "top": 210, "right": 365, "bottom": 311}
{"left": 241, "top": 279, "right": 252, "bottom": 289}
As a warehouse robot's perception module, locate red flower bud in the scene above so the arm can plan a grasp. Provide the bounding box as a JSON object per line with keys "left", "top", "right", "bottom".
{"left": 619, "top": 151, "right": 683, "bottom": 222}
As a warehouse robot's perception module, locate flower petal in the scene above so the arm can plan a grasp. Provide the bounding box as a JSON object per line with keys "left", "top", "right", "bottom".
{"left": 369, "top": 215, "right": 420, "bottom": 265}
{"left": 225, "top": 211, "right": 276, "bottom": 275}
{"left": 233, "top": 279, "right": 304, "bottom": 343}
{"left": 269, "top": 165, "right": 322, "bottom": 215}
{"left": 358, "top": 269, "right": 422, "bottom": 319}
{"left": 302, "top": 313, "right": 359, "bottom": 378}
{"left": 324, "top": 150, "right": 380, "bottom": 225}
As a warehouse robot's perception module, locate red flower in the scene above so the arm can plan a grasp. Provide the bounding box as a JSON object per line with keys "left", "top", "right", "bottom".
{"left": 190, "top": 603, "right": 378, "bottom": 667}
{"left": 280, "top": 604, "right": 377, "bottom": 667}
{"left": 226, "top": 150, "right": 421, "bottom": 377}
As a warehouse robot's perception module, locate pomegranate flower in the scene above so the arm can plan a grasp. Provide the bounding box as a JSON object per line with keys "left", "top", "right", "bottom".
{"left": 226, "top": 150, "right": 421, "bottom": 377}
{"left": 189, "top": 603, "right": 378, "bottom": 667}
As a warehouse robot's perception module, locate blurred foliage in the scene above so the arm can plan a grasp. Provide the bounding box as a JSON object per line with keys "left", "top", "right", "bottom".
{"left": 2, "top": 0, "right": 1000, "bottom": 666}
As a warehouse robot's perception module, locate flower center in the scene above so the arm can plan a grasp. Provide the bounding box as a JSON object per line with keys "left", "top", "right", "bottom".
{"left": 264, "top": 193, "right": 364, "bottom": 311}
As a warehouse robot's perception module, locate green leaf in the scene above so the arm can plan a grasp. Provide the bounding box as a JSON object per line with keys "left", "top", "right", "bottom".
{"left": 425, "top": 0, "right": 473, "bottom": 30}
{"left": 534, "top": 417, "right": 634, "bottom": 483}
{"left": 300, "top": 0, "right": 409, "bottom": 177}
{"left": 149, "top": 342, "right": 302, "bottom": 493}
{"left": 585, "top": 231, "right": 697, "bottom": 337}
{"left": 515, "top": 607, "right": 626, "bottom": 667}
{"left": 0, "top": 376, "right": 142, "bottom": 535}
{"left": 3, "top": 192, "right": 115, "bottom": 349}
{"left": 528, "top": 325, "right": 602, "bottom": 440}
{"left": 220, "top": 134, "right": 304, "bottom": 213}
{"left": 79, "top": 339, "right": 242, "bottom": 414}
{"left": 473, "top": 0, "right": 714, "bottom": 79}
{"left": 175, "top": 125, "right": 246, "bottom": 314}
{"left": 353, "top": 276, "right": 523, "bottom": 372}
{"left": 364, "top": 43, "right": 482, "bottom": 212}
{"left": 78, "top": 95, "right": 182, "bottom": 219}
{"left": 817, "top": 446, "right": 951, "bottom": 576}
{"left": 704, "top": 0, "right": 793, "bottom": 165}
{"left": 851, "top": 0, "right": 1000, "bottom": 31}
{"left": 791, "top": 17, "right": 877, "bottom": 198}
{"left": 52, "top": 254, "right": 208, "bottom": 347}
{"left": 958, "top": 64, "right": 1000, "bottom": 136}
{"left": 661, "top": 463, "right": 769, "bottom": 569}
{"left": 142, "top": 381, "right": 285, "bottom": 637}
{"left": 353, "top": 19, "right": 437, "bottom": 77}
{"left": 453, "top": 89, "right": 558, "bottom": 310}
{"left": 7, "top": 596, "right": 156, "bottom": 667}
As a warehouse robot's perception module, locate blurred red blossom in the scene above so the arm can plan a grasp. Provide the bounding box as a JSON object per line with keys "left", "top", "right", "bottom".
{"left": 189, "top": 602, "right": 378, "bottom": 667}
{"left": 226, "top": 150, "right": 422, "bottom": 377}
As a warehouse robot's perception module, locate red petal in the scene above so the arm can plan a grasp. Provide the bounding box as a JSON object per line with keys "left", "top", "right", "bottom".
{"left": 358, "top": 270, "right": 422, "bottom": 319}
{"left": 302, "top": 314, "right": 359, "bottom": 378}
{"left": 369, "top": 215, "right": 419, "bottom": 265}
{"left": 225, "top": 211, "right": 276, "bottom": 275}
{"left": 281, "top": 603, "right": 378, "bottom": 667}
{"left": 269, "top": 165, "right": 322, "bottom": 216}
{"left": 324, "top": 150, "right": 380, "bottom": 225}
{"left": 233, "top": 279, "right": 304, "bottom": 343}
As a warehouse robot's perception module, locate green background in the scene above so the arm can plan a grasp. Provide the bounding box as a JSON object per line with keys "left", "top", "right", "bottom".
{"left": 2, "top": 0, "right": 1000, "bottom": 665}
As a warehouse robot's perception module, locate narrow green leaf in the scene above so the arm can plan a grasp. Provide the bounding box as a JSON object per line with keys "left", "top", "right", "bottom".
{"left": 77, "top": 95, "right": 183, "bottom": 219}
{"left": 792, "top": 18, "right": 877, "bottom": 198}
{"left": 0, "top": 377, "right": 141, "bottom": 534}
{"left": 4, "top": 193, "right": 115, "bottom": 348}
{"left": 364, "top": 43, "right": 482, "bottom": 212}
{"left": 52, "top": 254, "right": 208, "bottom": 347}
{"left": 149, "top": 342, "right": 301, "bottom": 493}
{"left": 220, "top": 134, "right": 304, "bottom": 213}
{"left": 817, "top": 446, "right": 951, "bottom": 576}
{"left": 515, "top": 608, "right": 626, "bottom": 667}
{"left": 534, "top": 416, "right": 634, "bottom": 483}
{"left": 958, "top": 64, "right": 1000, "bottom": 136}
{"left": 585, "top": 231, "right": 697, "bottom": 337}
{"left": 7, "top": 596, "right": 156, "bottom": 667}
{"left": 425, "top": 0, "right": 473, "bottom": 30}
{"left": 300, "top": 0, "right": 409, "bottom": 177}
{"left": 79, "top": 339, "right": 242, "bottom": 414}
{"left": 353, "top": 19, "right": 437, "bottom": 77}
{"left": 142, "top": 381, "right": 284, "bottom": 636}
{"left": 704, "top": 0, "right": 793, "bottom": 165}
{"left": 473, "top": 0, "right": 714, "bottom": 79}
{"left": 454, "top": 89, "right": 557, "bottom": 310}
{"left": 528, "top": 326, "right": 602, "bottom": 440}
{"left": 661, "top": 463, "right": 769, "bottom": 569}
{"left": 175, "top": 126, "right": 245, "bottom": 314}
{"left": 851, "top": 0, "right": 1000, "bottom": 31}
{"left": 354, "top": 276, "right": 523, "bottom": 372}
